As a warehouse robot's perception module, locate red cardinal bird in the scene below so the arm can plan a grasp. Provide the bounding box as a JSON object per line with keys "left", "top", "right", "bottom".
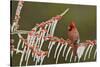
{"left": 67, "top": 21, "right": 80, "bottom": 57}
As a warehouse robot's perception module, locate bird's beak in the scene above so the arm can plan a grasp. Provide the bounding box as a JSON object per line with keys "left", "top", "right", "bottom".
{"left": 68, "top": 26, "right": 70, "bottom": 30}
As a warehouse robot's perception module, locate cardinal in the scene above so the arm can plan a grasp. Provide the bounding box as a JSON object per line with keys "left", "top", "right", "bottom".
{"left": 67, "top": 21, "right": 80, "bottom": 57}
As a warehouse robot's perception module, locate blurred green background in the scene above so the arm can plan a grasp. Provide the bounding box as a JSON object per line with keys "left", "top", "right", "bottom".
{"left": 11, "top": 1, "right": 96, "bottom": 66}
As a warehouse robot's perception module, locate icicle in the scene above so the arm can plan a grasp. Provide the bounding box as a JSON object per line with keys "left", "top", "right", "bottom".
{"left": 48, "top": 41, "right": 52, "bottom": 49}
{"left": 25, "top": 52, "right": 28, "bottom": 61}
{"left": 88, "top": 45, "right": 94, "bottom": 58}
{"left": 25, "top": 33, "right": 32, "bottom": 60}
{"left": 16, "top": 39, "right": 21, "bottom": 54}
{"left": 38, "top": 26, "right": 47, "bottom": 50}
{"left": 48, "top": 41, "right": 55, "bottom": 58}
{"left": 26, "top": 26, "right": 37, "bottom": 46}
{"left": 49, "top": 22, "right": 54, "bottom": 36}
{"left": 39, "top": 29, "right": 47, "bottom": 50}
{"left": 77, "top": 44, "right": 86, "bottom": 60}
{"left": 56, "top": 44, "right": 64, "bottom": 64}
{"left": 35, "top": 56, "right": 38, "bottom": 65}
{"left": 40, "top": 56, "right": 45, "bottom": 65}
{"left": 84, "top": 45, "right": 91, "bottom": 61}
{"left": 32, "top": 53, "right": 34, "bottom": 58}
{"left": 33, "top": 53, "right": 36, "bottom": 61}
{"left": 11, "top": 45, "right": 14, "bottom": 57}
{"left": 33, "top": 56, "right": 36, "bottom": 62}
{"left": 11, "top": 22, "right": 16, "bottom": 32}
{"left": 29, "top": 36, "right": 35, "bottom": 46}
{"left": 11, "top": 51, "right": 13, "bottom": 57}
{"left": 19, "top": 46, "right": 26, "bottom": 66}
{"left": 25, "top": 50, "right": 32, "bottom": 66}
{"left": 32, "top": 53, "right": 35, "bottom": 62}
{"left": 25, "top": 50, "right": 29, "bottom": 62}
{"left": 35, "top": 52, "right": 41, "bottom": 65}
{"left": 70, "top": 51, "right": 73, "bottom": 62}
{"left": 40, "top": 25, "right": 48, "bottom": 50}
{"left": 25, "top": 37, "right": 35, "bottom": 61}
{"left": 29, "top": 27, "right": 37, "bottom": 44}
{"left": 35, "top": 28, "right": 42, "bottom": 46}
{"left": 34, "top": 28, "right": 43, "bottom": 49}
{"left": 65, "top": 47, "right": 72, "bottom": 61}
{"left": 34, "top": 37, "right": 39, "bottom": 50}
{"left": 54, "top": 42, "right": 61, "bottom": 58}
{"left": 39, "top": 38, "right": 44, "bottom": 50}
{"left": 46, "top": 23, "right": 51, "bottom": 36}
{"left": 37, "top": 54, "right": 40, "bottom": 64}
{"left": 51, "top": 20, "right": 58, "bottom": 36}
{"left": 27, "top": 34, "right": 31, "bottom": 44}
{"left": 94, "top": 50, "right": 96, "bottom": 59}
{"left": 37, "top": 56, "right": 40, "bottom": 63}
{"left": 74, "top": 56, "right": 77, "bottom": 62}
{"left": 32, "top": 30, "right": 40, "bottom": 50}
{"left": 37, "top": 34, "right": 42, "bottom": 47}
{"left": 78, "top": 58, "right": 80, "bottom": 62}
{"left": 31, "top": 36, "right": 36, "bottom": 51}
{"left": 62, "top": 43, "right": 68, "bottom": 57}
{"left": 21, "top": 41, "right": 24, "bottom": 48}
{"left": 35, "top": 61, "right": 38, "bottom": 65}
{"left": 52, "top": 20, "right": 58, "bottom": 33}
{"left": 43, "top": 24, "right": 48, "bottom": 30}
{"left": 44, "top": 24, "right": 48, "bottom": 36}
{"left": 25, "top": 40, "right": 31, "bottom": 61}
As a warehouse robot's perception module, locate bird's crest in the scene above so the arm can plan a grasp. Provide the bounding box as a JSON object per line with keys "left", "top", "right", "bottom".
{"left": 68, "top": 21, "right": 76, "bottom": 31}
{"left": 69, "top": 21, "right": 76, "bottom": 28}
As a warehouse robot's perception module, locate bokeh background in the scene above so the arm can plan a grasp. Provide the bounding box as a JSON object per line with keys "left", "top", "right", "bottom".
{"left": 11, "top": 1, "right": 96, "bottom": 66}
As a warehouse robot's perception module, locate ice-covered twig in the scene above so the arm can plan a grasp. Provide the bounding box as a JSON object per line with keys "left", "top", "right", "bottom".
{"left": 11, "top": 1, "right": 24, "bottom": 32}
{"left": 60, "top": 8, "right": 70, "bottom": 16}
{"left": 11, "top": 30, "right": 30, "bottom": 34}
